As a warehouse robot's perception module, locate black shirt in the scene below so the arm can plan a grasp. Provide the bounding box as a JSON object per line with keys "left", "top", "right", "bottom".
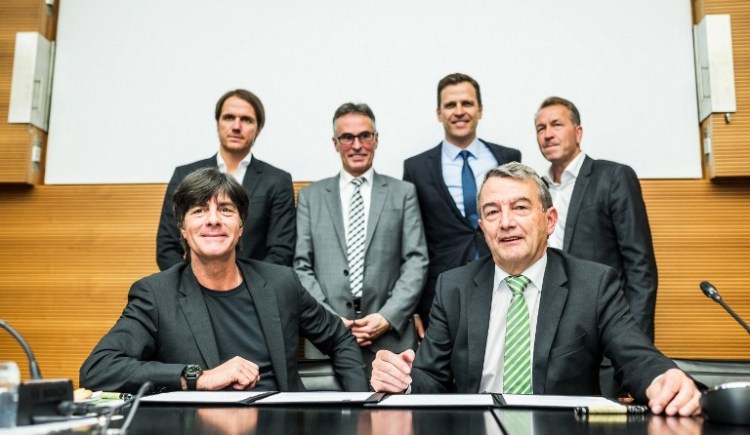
{"left": 201, "top": 281, "right": 278, "bottom": 391}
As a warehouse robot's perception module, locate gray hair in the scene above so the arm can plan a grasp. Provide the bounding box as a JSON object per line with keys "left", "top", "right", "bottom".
{"left": 332, "top": 102, "right": 376, "bottom": 134}
{"left": 478, "top": 162, "right": 553, "bottom": 215}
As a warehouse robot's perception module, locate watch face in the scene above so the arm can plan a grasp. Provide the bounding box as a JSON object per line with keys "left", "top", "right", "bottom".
{"left": 185, "top": 365, "right": 202, "bottom": 377}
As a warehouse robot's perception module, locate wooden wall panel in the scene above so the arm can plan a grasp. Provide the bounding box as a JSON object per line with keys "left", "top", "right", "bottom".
{"left": 642, "top": 179, "right": 750, "bottom": 357}
{"left": 0, "top": 185, "right": 165, "bottom": 383}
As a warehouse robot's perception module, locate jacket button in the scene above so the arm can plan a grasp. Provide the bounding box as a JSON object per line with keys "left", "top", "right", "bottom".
{"left": 345, "top": 302, "right": 353, "bottom": 308}
{"left": 343, "top": 269, "right": 349, "bottom": 276}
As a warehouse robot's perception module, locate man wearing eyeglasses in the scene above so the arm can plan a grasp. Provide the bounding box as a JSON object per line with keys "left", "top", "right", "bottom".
{"left": 156, "top": 89, "right": 296, "bottom": 271}
{"left": 294, "top": 102, "right": 428, "bottom": 375}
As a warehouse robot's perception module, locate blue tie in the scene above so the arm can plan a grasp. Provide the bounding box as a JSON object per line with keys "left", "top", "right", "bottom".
{"left": 460, "top": 150, "right": 478, "bottom": 229}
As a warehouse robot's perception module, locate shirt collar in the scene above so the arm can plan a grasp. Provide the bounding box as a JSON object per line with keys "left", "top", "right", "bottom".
{"left": 340, "top": 167, "right": 374, "bottom": 186}
{"left": 441, "top": 138, "right": 483, "bottom": 161}
{"left": 543, "top": 151, "right": 586, "bottom": 186}
{"left": 216, "top": 151, "right": 253, "bottom": 171}
{"left": 493, "top": 252, "right": 548, "bottom": 293}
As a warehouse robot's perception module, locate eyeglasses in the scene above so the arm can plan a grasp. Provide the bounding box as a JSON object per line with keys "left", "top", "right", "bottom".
{"left": 335, "top": 131, "right": 377, "bottom": 146}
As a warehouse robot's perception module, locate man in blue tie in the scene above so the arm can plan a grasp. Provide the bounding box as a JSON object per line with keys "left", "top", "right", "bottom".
{"left": 403, "top": 73, "right": 521, "bottom": 331}
{"left": 371, "top": 162, "right": 701, "bottom": 417}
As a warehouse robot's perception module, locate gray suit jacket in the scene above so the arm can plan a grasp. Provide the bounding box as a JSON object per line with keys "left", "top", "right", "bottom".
{"left": 560, "top": 156, "right": 657, "bottom": 340}
{"left": 80, "top": 260, "right": 368, "bottom": 393}
{"left": 410, "top": 249, "right": 675, "bottom": 403}
{"left": 294, "top": 172, "right": 428, "bottom": 354}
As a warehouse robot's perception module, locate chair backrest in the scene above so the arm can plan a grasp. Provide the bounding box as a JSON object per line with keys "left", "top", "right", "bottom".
{"left": 673, "top": 358, "right": 750, "bottom": 389}
{"left": 298, "top": 359, "right": 343, "bottom": 391}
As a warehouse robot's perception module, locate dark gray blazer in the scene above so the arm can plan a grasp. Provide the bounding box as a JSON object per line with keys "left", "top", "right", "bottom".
{"left": 560, "top": 156, "right": 657, "bottom": 340}
{"left": 403, "top": 140, "right": 521, "bottom": 321}
{"left": 156, "top": 154, "right": 296, "bottom": 270}
{"left": 80, "top": 259, "right": 368, "bottom": 393}
{"left": 410, "top": 249, "right": 675, "bottom": 403}
{"left": 294, "top": 172, "right": 428, "bottom": 355}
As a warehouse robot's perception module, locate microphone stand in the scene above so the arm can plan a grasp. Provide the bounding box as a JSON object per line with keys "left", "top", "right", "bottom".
{"left": 1, "top": 318, "right": 74, "bottom": 425}
{"left": 0, "top": 318, "right": 42, "bottom": 379}
{"left": 700, "top": 281, "right": 750, "bottom": 335}
{"left": 99, "top": 381, "right": 153, "bottom": 435}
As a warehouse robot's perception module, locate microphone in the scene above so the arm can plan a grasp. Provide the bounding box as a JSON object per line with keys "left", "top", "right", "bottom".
{"left": 699, "top": 281, "right": 750, "bottom": 334}
{"left": 0, "top": 318, "right": 73, "bottom": 426}
{"left": 0, "top": 318, "right": 42, "bottom": 379}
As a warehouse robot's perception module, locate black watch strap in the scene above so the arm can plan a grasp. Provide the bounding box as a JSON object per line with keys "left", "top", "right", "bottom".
{"left": 183, "top": 364, "right": 202, "bottom": 391}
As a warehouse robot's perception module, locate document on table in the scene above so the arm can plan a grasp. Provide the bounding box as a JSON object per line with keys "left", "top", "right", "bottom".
{"left": 140, "top": 390, "right": 276, "bottom": 405}
{"left": 254, "top": 392, "right": 383, "bottom": 405}
{"left": 373, "top": 394, "right": 498, "bottom": 407}
{"left": 498, "top": 394, "right": 621, "bottom": 408}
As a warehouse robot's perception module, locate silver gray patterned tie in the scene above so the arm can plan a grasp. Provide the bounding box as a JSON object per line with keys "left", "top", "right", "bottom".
{"left": 347, "top": 178, "right": 365, "bottom": 298}
{"left": 503, "top": 275, "right": 532, "bottom": 394}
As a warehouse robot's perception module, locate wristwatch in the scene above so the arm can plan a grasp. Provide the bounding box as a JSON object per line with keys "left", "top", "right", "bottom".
{"left": 182, "top": 364, "right": 202, "bottom": 391}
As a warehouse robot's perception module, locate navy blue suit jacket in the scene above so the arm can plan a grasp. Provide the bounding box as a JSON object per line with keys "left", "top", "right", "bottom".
{"left": 403, "top": 140, "right": 521, "bottom": 320}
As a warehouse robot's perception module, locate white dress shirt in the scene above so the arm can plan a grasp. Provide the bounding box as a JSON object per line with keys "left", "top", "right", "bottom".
{"left": 543, "top": 152, "right": 586, "bottom": 250}
{"left": 479, "top": 254, "right": 548, "bottom": 393}
{"left": 216, "top": 152, "right": 252, "bottom": 183}
{"left": 339, "top": 168, "right": 374, "bottom": 241}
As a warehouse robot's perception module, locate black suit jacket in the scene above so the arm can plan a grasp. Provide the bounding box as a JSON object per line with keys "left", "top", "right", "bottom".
{"left": 560, "top": 156, "right": 657, "bottom": 340}
{"left": 156, "top": 154, "right": 296, "bottom": 270}
{"left": 410, "top": 249, "right": 675, "bottom": 403}
{"left": 403, "top": 140, "right": 521, "bottom": 320}
{"left": 79, "top": 259, "right": 368, "bottom": 393}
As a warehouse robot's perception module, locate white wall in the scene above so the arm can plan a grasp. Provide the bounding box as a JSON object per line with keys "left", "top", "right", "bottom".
{"left": 46, "top": 0, "right": 700, "bottom": 184}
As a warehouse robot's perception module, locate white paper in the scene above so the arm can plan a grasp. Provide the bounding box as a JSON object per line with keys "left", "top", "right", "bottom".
{"left": 140, "top": 391, "right": 273, "bottom": 404}
{"left": 254, "top": 392, "right": 375, "bottom": 404}
{"left": 501, "top": 394, "right": 621, "bottom": 408}
{"left": 376, "top": 394, "right": 496, "bottom": 407}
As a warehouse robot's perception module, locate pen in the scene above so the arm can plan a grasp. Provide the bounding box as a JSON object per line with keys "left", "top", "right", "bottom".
{"left": 100, "top": 392, "right": 133, "bottom": 401}
{"left": 574, "top": 405, "right": 649, "bottom": 415}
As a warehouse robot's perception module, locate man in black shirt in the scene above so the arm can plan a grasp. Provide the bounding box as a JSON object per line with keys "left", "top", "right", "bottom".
{"left": 81, "top": 168, "right": 367, "bottom": 393}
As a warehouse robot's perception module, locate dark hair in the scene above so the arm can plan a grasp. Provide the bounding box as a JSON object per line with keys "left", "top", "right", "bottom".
{"left": 537, "top": 96, "right": 581, "bottom": 126}
{"left": 215, "top": 89, "right": 266, "bottom": 131}
{"left": 172, "top": 167, "right": 249, "bottom": 233}
{"left": 479, "top": 162, "right": 553, "bottom": 215}
{"left": 332, "top": 102, "right": 376, "bottom": 133}
{"left": 437, "top": 73, "right": 482, "bottom": 109}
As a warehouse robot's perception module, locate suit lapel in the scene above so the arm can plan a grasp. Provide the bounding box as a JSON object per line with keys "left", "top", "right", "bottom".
{"left": 563, "top": 156, "right": 593, "bottom": 251}
{"left": 466, "top": 258, "right": 495, "bottom": 390}
{"left": 532, "top": 250, "right": 569, "bottom": 394}
{"left": 480, "top": 139, "right": 504, "bottom": 165}
{"left": 240, "top": 262, "right": 289, "bottom": 391}
{"left": 365, "top": 173, "right": 388, "bottom": 250}
{"left": 426, "top": 144, "right": 468, "bottom": 224}
{"left": 323, "top": 176, "right": 347, "bottom": 253}
{"left": 178, "top": 266, "right": 221, "bottom": 369}
{"left": 241, "top": 157, "right": 263, "bottom": 198}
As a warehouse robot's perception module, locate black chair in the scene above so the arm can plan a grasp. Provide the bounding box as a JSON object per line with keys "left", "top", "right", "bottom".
{"left": 297, "top": 359, "right": 343, "bottom": 391}
{"left": 672, "top": 358, "right": 750, "bottom": 388}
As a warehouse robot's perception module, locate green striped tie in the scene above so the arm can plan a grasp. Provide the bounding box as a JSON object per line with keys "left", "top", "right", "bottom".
{"left": 503, "top": 275, "right": 532, "bottom": 394}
